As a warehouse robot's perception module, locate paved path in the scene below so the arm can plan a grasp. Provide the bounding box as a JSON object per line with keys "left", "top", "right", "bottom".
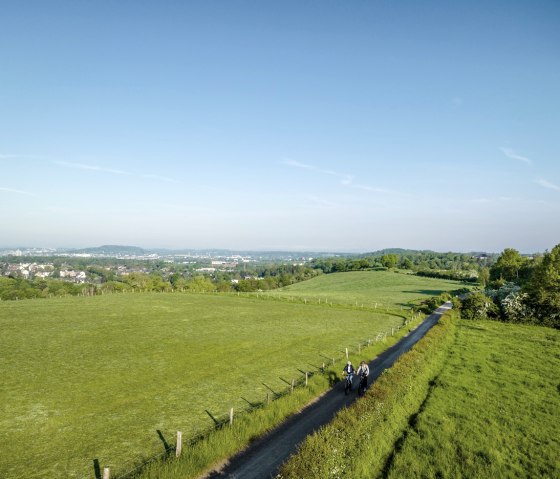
{"left": 204, "top": 302, "right": 452, "bottom": 479}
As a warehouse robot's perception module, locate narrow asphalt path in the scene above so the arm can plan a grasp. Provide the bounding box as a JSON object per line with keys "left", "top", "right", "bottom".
{"left": 204, "top": 302, "right": 452, "bottom": 479}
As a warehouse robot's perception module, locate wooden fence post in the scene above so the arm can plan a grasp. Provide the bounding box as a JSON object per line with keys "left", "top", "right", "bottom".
{"left": 291, "top": 379, "right": 294, "bottom": 394}
{"left": 332, "top": 357, "right": 335, "bottom": 366}
{"left": 345, "top": 347, "right": 348, "bottom": 360}
{"left": 266, "top": 392, "right": 270, "bottom": 404}
{"left": 103, "top": 467, "right": 110, "bottom": 479}
{"left": 176, "top": 431, "right": 182, "bottom": 457}
{"left": 229, "top": 407, "right": 234, "bottom": 426}
{"left": 305, "top": 372, "right": 308, "bottom": 386}
{"left": 322, "top": 362, "right": 325, "bottom": 372}
{"left": 392, "top": 327, "right": 394, "bottom": 336}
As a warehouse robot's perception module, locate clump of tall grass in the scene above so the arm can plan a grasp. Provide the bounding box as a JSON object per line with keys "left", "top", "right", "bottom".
{"left": 278, "top": 310, "right": 458, "bottom": 479}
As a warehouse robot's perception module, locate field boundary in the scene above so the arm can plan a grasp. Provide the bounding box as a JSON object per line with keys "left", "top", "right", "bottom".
{"left": 98, "top": 311, "right": 426, "bottom": 479}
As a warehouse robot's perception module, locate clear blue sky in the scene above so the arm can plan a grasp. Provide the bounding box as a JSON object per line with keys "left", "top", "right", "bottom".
{"left": 1, "top": 1, "right": 559, "bottom": 253}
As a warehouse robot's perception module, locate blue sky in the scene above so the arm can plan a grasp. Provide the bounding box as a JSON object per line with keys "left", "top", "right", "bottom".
{"left": 1, "top": 1, "right": 559, "bottom": 253}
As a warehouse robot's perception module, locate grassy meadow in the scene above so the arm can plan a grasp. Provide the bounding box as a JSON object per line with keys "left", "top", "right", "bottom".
{"left": 0, "top": 270, "right": 464, "bottom": 478}
{"left": 268, "top": 270, "right": 465, "bottom": 309}
{"left": 385, "top": 319, "right": 560, "bottom": 478}
{"left": 279, "top": 316, "right": 560, "bottom": 478}
{"left": 1, "top": 286, "right": 404, "bottom": 478}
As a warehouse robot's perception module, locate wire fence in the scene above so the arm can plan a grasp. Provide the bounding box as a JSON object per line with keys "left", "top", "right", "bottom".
{"left": 99, "top": 311, "right": 423, "bottom": 479}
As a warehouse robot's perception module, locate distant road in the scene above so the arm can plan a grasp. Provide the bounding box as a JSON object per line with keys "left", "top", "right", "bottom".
{"left": 203, "top": 302, "right": 452, "bottom": 479}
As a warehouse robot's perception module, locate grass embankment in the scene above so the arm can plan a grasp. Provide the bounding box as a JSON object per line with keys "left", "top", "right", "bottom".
{"left": 0, "top": 292, "right": 402, "bottom": 479}
{"left": 278, "top": 309, "right": 458, "bottom": 479}
{"left": 279, "top": 317, "right": 560, "bottom": 479}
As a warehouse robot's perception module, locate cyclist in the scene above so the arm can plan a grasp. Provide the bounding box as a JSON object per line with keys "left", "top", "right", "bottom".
{"left": 356, "top": 360, "right": 370, "bottom": 393}
{"left": 342, "top": 360, "right": 355, "bottom": 393}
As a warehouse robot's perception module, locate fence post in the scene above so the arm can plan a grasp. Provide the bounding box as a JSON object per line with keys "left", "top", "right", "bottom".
{"left": 332, "top": 357, "right": 335, "bottom": 366}
{"left": 392, "top": 327, "right": 394, "bottom": 336}
{"left": 345, "top": 348, "right": 348, "bottom": 360}
{"left": 322, "top": 362, "right": 325, "bottom": 372}
{"left": 176, "top": 431, "right": 182, "bottom": 457}
{"left": 291, "top": 379, "right": 295, "bottom": 394}
{"left": 229, "top": 407, "right": 234, "bottom": 426}
{"left": 305, "top": 372, "right": 308, "bottom": 386}
{"left": 103, "top": 467, "right": 110, "bottom": 479}
{"left": 266, "top": 392, "right": 270, "bottom": 404}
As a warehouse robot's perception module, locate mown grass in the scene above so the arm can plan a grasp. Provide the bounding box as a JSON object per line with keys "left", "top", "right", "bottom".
{"left": 133, "top": 308, "right": 428, "bottom": 479}
{"left": 279, "top": 316, "right": 560, "bottom": 479}
{"left": 384, "top": 320, "right": 560, "bottom": 479}
{"left": 267, "top": 270, "right": 465, "bottom": 309}
{"left": 0, "top": 291, "right": 403, "bottom": 479}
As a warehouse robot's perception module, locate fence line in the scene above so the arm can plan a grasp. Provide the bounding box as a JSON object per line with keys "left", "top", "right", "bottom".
{"left": 102, "top": 311, "right": 425, "bottom": 479}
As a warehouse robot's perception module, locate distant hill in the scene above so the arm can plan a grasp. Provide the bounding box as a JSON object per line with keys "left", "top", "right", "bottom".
{"left": 71, "top": 245, "right": 147, "bottom": 255}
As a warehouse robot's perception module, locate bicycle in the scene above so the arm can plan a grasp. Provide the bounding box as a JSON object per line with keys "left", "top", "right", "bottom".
{"left": 358, "top": 373, "right": 368, "bottom": 395}
{"left": 343, "top": 373, "right": 353, "bottom": 395}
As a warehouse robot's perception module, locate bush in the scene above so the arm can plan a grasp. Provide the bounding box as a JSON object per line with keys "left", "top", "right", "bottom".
{"left": 460, "top": 292, "right": 499, "bottom": 320}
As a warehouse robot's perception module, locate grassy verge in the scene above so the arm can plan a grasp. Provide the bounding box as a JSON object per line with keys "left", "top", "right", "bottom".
{"left": 384, "top": 320, "right": 560, "bottom": 478}
{"left": 278, "top": 316, "right": 560, "bottom": 479}
{"left": 278, "top": 309, "right": 458, "bottom": 478}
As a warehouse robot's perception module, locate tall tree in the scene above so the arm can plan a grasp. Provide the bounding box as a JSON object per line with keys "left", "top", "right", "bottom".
{"left": 524, "top": 244, "right": 560, "bottom": 328}
{"left": 490, "top": 248, "right": 525, "bottom": 283}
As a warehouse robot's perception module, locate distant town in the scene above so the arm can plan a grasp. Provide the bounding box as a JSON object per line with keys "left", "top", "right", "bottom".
{"left": 0, "top": 245, "right": 331, "bottom": 285}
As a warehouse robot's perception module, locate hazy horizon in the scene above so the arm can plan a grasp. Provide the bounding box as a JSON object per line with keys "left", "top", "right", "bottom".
{"left": 1, "top": 2, "right": 559, "bottom": 253}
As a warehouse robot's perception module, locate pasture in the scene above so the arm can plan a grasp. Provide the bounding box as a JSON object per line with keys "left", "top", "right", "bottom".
{"left": 385, "top": 319, "right": 560, "bottom": 478}
{"left": 279, "top": 316, "right": 560, "bottom": 478}
{"left": 268, "top": 270, "right": 465, "bottom": 309}
{"left": 0, "top": 290, "right": 401, "bottom": 479}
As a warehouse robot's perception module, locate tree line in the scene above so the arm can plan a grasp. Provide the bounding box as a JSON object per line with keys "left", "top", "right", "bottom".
{"left": 0, "top": 264, "right": 321, "bottom": 300}
{"left": 458, "top": 244, "right": 559, "bottom": 329}
{"left": 310, "top": 250, "right": 489, "bottom": 282}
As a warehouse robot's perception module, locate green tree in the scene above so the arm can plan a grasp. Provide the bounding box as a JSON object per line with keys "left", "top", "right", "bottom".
{"left": 400, "top": 258, "right": 413, "bottom": 270}
{"left": 524, "top": 244, "right": 560, "bottom": 328}
{"left": 187, "top": 276, "right": 215, "bottom": 293}
{"left": 490, "top": 248, "right": 525, "bottom": 283}
{"left": 381, "top": 254, "right": 398, "bottom": 269}
{"left": 478, "top": 267, "right": 490, "bottom": 288}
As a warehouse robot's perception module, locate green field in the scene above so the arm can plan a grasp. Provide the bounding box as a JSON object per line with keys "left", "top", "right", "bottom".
{"left": 0, "top": 271, "right": 464, "bottom": 478}
{"left": 279, "top": 316, "right": 560, "bottom": 478}
{"left": 0, "top": 290, "right": 400, "bottom": 478}
{"left": 269, "top": 270, "right": 464, "bottom": 309}
{"left": 385, "top": 320, "right": 560, "bottom": 478}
